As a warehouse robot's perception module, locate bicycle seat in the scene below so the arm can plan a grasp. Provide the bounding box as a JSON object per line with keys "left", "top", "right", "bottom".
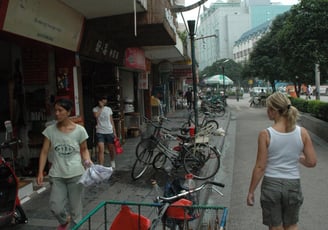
{"left": 203, "top": 111, "right": 211, "bottom": 116}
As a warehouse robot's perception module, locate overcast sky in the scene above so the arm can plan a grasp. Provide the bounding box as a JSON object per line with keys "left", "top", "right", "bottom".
{"left": 178, "top": 0, "right": 299, "bottom": 22}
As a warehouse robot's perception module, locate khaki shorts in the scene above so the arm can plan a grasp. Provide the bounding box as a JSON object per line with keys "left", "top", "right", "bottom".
{"left": 260, "top": 176, "right": 303, "bottom": 227}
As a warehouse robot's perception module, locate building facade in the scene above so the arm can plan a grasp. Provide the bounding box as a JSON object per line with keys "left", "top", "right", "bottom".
{"left": 0, "top": 0, "right": 190, "bottom": 174}
{"left": 196, "top": 0, "right": 293, "bottom": 70}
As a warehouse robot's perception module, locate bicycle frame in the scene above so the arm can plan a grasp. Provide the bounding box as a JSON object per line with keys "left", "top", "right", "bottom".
{"left": 186, "top": 111, "right": 211, "bottom": 127}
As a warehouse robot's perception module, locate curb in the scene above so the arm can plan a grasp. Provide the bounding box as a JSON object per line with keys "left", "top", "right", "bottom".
{"left": 20, "top": 182, "right": 50, "bottom": 205}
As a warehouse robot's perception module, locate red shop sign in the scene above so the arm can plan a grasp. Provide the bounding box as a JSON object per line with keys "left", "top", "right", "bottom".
{"left": 124, "top": 47, "right": 146, "bottom": 71}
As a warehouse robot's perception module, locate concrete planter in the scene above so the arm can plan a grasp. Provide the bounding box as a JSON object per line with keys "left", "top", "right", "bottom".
{"left": 300, "top": 113, "right": 328, "bottom": 142}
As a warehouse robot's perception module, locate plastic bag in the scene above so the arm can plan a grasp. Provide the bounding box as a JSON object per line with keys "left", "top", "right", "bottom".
{"left": 114, "top": 138, "right": 123, "bottom": 154}
{"left": 78, "top": 164, "right": 113, "bottom": 187}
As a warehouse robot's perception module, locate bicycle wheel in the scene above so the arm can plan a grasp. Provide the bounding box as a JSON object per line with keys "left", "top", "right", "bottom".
{"left": 131, "top": 139, "right": 157, "bottom": 180}
{"left": 213, "top": 105, "right": 225, "bottom": 117}
{"left": 182, "top": 144, "right": 220, "bottom": 180}
{"left": 14, "top": 205, "right": 28, "bottom": 224}
{"left": 135, "top": 139, "right": 157, "bottom": 161}
{"left": 153, "top": 152, "right": 167, "bottom": 169}
{"left": 203, "top": 120, "right": 219, "bottom": 131}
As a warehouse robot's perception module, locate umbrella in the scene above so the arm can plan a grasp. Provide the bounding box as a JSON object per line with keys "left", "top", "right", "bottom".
{"left": 203, "top": 74, "right": 234, "bottom": 85}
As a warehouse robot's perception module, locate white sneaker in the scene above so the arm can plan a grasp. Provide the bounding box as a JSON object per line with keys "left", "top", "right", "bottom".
{"left": 110, "top": 161, "right": 116, "bottom": 169}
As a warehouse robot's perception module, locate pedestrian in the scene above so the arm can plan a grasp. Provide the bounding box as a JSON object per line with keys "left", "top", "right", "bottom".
{"left": 185, "top": 87, "right": 193, "bottom": 110}
{"left": 93, "top": 95, "right": 117, "bottom": 167}
{"left": 37, "top": 98, "right": 92, "bottom": 230}
{"left": 306, "top": 85, "right": 312, "bottom": 100}
{"left": 246, "top": 92, "right": 317, "bottom": 230}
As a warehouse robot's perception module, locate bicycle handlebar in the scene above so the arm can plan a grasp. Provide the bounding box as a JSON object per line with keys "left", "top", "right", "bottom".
{"left": 157, "top": 181, "right": 224, "bottom": 202}
{"left": 143, "top": 116, "right": 172, "bottom": 132}
{"left": 0, "top": 138, "right": 22, "bottom": 150}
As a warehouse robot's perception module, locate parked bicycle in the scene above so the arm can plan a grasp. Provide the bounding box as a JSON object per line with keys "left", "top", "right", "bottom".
{"left": 131, "top": 117, "right": 221, "bottom": 180}
{"left": 0, "top": 139, "right": 28, "bottom": 227}
{"left": 200, "top": 99, "right": 226, "bottom": 117}
{"left": 180, "top": 110, "right": 219, "bottom": 135}
{"left": 150, "top": 180, "right": 227, "bottom": 230}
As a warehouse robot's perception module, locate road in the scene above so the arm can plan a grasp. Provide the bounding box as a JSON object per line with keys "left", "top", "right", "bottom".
{"left": 299, "top": 94, "right": 328, "bottom": 102}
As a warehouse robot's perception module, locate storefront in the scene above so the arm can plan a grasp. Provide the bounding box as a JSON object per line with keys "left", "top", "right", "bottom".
{"left": 0, "top": 0, "right": 84, "bottom": 175}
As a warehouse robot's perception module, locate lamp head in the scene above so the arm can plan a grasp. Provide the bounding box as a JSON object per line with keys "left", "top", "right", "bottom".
{"left": 187, "top": 20, "right": 196, "bottom": 36}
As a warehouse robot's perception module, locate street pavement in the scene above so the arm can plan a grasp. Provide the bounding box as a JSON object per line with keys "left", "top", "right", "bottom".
{"left": 227, "top": 95, "right": 328, "bottom": 230}
{"left": 11, "top": 94, "right": 328, "bottom": 230}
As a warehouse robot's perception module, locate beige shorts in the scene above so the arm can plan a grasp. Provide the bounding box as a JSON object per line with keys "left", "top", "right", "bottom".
{"left": 260, "top": 176, "right": 303, "bottom": 227}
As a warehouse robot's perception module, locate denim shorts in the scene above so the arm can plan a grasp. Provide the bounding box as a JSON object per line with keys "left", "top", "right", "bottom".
{"left": 96, "top": 133, "right": 115, "bottom": 144}
{"left": 260, "top": 176, "right": 303, "bottom": 227}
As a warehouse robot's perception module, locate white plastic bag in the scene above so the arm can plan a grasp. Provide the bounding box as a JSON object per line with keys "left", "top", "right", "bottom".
{"left": 78, "top": 164, "right": 113, "bottom": 187}
{"left": 213, "top": 127, "right": 226, "bottom": 136}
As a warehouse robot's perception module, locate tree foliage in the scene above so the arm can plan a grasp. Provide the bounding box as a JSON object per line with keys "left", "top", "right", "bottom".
{"left": 243, "top": 0, "right": 328, "bottom": 94}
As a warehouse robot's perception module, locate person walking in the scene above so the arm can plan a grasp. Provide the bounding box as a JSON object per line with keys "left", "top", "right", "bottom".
{"left": 185, "top": 87, "right": 193, "bottom": 110}
{"left": 306, "top": 85, "right": 312, "bottom": 100}
{"left": 93, "top": 95, "right": 117, "bottom": 167}
{"left": 37, "top": 98, "right": 92, "bottom": 230}
{"left": 247, "top": 92, "right": 317, "bottom": 230}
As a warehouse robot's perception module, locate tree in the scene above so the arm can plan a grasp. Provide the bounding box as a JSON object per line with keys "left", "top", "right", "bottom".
{"left": 242, "top": 13, "right": 289, "bottom": 90}
{"left": 243, "top": 0, "right": 328, "bottom": 96}
{"left": 277, "top": 0, "right": 328, "bottom": 85}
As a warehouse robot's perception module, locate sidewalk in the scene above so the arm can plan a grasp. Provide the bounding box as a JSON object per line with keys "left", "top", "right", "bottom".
{"left": 17, "top": 97, "right": 328, "bottom": 229}
{"left": 15, "top": 107, "right": 232, "bottom": 229}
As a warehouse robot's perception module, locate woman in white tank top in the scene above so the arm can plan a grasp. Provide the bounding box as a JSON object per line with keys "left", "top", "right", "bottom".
{"left": 247, "top": 92, "right": 317, "bottom": 230}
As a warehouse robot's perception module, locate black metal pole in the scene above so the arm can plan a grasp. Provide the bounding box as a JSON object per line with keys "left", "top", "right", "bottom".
{"left": 222, "top": 66, "right": 225, "bottom": 96}
{"left": 188, "top": 20, "right": 198, "bottom": 132}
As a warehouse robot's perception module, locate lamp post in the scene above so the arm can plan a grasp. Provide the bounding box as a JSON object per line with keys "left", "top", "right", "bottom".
{"left": 222, "top": 65, "right": 225, "bottom": 95}
{"left": 187, "top": 20, "right": 198, "bottom": 132}
{"left": 315, "top": 63, "right": 320, "bottom": 100}
{"left": 221, "top": 59, "right": 230, "bottom": 96}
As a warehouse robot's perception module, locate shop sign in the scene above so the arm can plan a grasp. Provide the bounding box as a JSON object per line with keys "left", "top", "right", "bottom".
{"left": 80, "top": 29, "right": 123, "bottom": 64}
{"left": 138, "top": 72, "right": 148, "bottom": 90}
{"left": 158, "top": 61, "right": 173, "bottom": 73}
{"left": 124, "top": 47, "right": 146, "bottom": 71}
{"left": 1, "top": 0, "right": 84, "bottom": 51}
{"left": 172, "top": 68, "right": 192, "bottom": 78}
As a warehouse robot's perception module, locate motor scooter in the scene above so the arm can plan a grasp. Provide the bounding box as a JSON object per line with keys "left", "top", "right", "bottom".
{"left": 0, "top": 132, "right": 28, "bottom": 227}
{"left": 249, "top": 96, "right": 261, "bottom": 107}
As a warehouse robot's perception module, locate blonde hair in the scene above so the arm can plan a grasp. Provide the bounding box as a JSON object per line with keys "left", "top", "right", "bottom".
{"left": 266, "top": 92, "right": 299, "bottom": 131}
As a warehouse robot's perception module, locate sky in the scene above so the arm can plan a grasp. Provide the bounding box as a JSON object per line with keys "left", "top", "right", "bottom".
{"left": 178, "top": 0, "right": 299, "bottom": 22}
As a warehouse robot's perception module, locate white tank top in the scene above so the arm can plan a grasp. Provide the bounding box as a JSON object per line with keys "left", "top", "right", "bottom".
{"left": 265, "top": 126, "right": 304, "bottom": 179}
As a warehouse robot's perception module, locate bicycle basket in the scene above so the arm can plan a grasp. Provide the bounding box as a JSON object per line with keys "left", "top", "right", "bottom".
{"left": 166, "top": 198, "right": 193, "bottom": 220}
{"left": 141, "top": 122, "right": 155, "bottom": 139}
{"left": 110, "top": 205, "right": 151, "bottom": 230}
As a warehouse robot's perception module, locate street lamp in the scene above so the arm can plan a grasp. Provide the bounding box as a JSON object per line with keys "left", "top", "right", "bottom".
{"left": 187, "top": 20, "right": 199, "bottom": 132}
{"left": 221, "top": 59, "right": 230, "bottom": 96}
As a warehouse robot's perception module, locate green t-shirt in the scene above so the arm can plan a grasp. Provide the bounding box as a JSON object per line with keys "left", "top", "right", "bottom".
{"left": 43, "top": 124, "right": 89, "bottom": 178}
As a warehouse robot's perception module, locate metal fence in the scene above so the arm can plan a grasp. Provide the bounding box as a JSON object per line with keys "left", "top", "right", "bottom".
{"left": 72, "top": 200, "right": 228, "bottom": 230}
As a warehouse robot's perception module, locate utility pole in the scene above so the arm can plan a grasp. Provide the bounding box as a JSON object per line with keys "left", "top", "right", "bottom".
{"left": 315, "top": 63, "right": 320, "bottom": 100}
